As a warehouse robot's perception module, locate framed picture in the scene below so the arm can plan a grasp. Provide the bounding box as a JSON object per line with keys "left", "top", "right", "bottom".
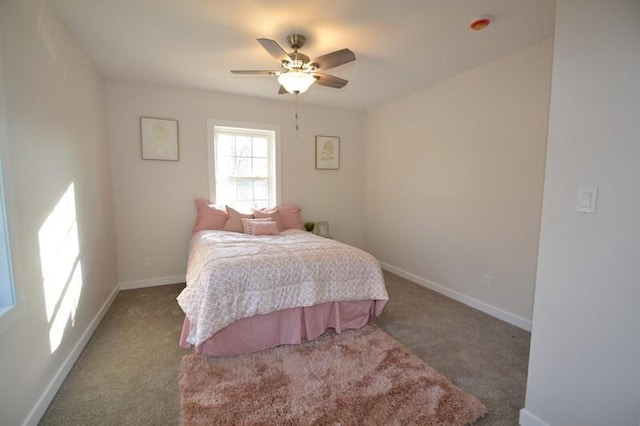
{"left": 315, "top": 136, "right": 340, "bottom": 170}
{"left": 315, "top": 221, "right": 331, "bottom": 238}
{"left": 140, "top": 117, "right": 179, "bottom": 161}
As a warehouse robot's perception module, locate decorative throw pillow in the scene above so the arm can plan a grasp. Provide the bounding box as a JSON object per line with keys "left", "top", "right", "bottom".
{"left": 247, "top": 221, "right": 280, "bottom": 236}
{"left": 252, "top": 207, "right": 282, "bottom": 231}
{"left": 192, "top": 199, "right": 228, "bottom": 235}
{"left": 240, "top": 217, "right": 273, "bottom": 234}
{"left": 224, "top": 206, "right": 253, "bottom": 233}
{"left": 277, "top": 205, "right": 304, "bottom": 230}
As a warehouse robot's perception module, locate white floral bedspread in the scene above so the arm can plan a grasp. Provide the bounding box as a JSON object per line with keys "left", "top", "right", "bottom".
{"left": 177, "top": 229, "right": 388, "bottom": 346}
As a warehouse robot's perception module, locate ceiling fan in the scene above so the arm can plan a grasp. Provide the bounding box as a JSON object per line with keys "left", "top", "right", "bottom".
{"left": 231, "top": 33, "right": 356, "bottom": 95}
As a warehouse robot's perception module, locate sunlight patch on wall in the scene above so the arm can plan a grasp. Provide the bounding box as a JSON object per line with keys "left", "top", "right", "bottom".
{"left": 38, "top": 183, "right": 83, "bottom": 353}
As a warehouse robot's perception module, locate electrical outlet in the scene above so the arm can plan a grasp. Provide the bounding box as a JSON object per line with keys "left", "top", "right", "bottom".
{"left": 483, "top": 274, "right": 492, "bottom": 288}
{"left": 143, "top": 257, "right": 151, "bottom": 269}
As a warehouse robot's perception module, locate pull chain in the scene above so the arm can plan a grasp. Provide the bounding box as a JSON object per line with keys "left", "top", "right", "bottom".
{"left": 295, "top": 93, "right": 300, "bottom": 137}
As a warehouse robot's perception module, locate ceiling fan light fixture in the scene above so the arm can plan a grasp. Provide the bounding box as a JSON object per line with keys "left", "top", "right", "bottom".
{"left": 278, "top": 71, "right": 315, "bottom": 94}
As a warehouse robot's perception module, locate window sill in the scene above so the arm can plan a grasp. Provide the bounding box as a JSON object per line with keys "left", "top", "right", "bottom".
{"left": 0, "top": 304, "right": 20, "bottom": 336}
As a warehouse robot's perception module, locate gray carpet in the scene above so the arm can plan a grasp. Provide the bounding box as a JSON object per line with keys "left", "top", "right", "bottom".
{"left": 39, "top": 271, "right": 529, "bottom": 425}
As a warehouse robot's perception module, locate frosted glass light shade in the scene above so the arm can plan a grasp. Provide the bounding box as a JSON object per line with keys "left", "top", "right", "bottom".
{"left": 278, "top": 71, "right": 315, "bottom": 94}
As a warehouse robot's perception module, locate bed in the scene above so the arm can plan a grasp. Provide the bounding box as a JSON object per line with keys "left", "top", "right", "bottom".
{"left": 177, "top": 228, "right": 388, "bottom": 357}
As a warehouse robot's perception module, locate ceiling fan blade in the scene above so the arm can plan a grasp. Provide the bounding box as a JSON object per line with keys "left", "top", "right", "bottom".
{"left": 231, "top": 70, "right": 279, "bottom": 75}
{"left": 257, "top": 38, "right": 291, "bottom": 64}
{"left": 314, "top": 73, "right": 349, "bottom": 89}
{"left": 310, "top": 49, "right": 355, "bottom": 70}
{"left": 277, "top": 85, "right": 288, "bottom": 95}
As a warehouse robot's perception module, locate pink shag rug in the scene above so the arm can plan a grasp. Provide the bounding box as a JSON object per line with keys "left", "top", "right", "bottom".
{"left": 180, "top": 324, "right": 487, "bottom": 425}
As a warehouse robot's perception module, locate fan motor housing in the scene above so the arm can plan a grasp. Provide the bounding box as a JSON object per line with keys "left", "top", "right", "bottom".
{"left": 286, "top": 33, "right": 306, "bottom": 50}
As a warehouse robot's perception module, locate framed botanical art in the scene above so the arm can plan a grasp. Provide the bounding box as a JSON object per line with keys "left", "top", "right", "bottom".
{"left": 315, "top": 135, "right": 339, "bottom": 170}
{"left": 140, "top": 117, "right": 179, "bottom": 161}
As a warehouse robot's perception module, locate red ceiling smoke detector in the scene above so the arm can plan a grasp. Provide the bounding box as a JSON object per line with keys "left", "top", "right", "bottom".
{"left": 470, "top": 18, "right": 491, "bottom": 31}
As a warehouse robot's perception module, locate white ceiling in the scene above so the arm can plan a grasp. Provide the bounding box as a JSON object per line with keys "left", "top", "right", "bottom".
{"left": 49, "top": 0, "right": 555, "bottom": 111}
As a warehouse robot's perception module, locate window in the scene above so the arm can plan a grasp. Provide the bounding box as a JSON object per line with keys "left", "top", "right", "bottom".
{"left": 0, "top": 157, "right": 15, "bottom": 319}
{"left": 0, "top": 59, "right": 17, "bottom": 332}
{"left": 208, "top": 121, "right": 281, "bottom": 211}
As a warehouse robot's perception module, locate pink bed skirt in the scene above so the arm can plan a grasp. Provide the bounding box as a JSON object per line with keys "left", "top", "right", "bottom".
{"left": 180, "top": 299, "right": 387, "bottom": 357}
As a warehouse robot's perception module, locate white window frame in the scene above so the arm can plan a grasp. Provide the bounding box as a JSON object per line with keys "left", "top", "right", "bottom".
{"left": 0, "top": 54, "right": 17, "bottom": 334}
{"left": 0, "top": 165, "right": 15, "bottom": 318}
{"left": 207, "top": 119, "right": 281, "bottom": 208}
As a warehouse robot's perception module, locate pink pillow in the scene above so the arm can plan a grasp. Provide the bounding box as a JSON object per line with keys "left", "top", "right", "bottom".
{"left": 240, "top": 217, "right": 273, "bottom": 234}
{"left": 278, "top": 205, "right": 304, "bottom": 230}
{"left": 224, "top": 206, "right": 253, "bottom": 233}
{"left": 252, "top": 207, "right": 282, "bottom": 231}
{"left": 192, "top": 199, "right": 228, "bottom": 235}
{"left": 247, "top": 221, "right": 280, "bottom": 236}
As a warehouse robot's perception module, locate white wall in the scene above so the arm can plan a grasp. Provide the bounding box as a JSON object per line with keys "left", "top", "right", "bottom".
{"left": 520, "top": 1, "right": 640, "bottom": 425}
{"left": 0, "top": 1, "right": 118, "bottom": 425}
{"left": 364, "top": 39, "right": 553, "bottom": 327}
{"left": 106, "top": 80, "right": 365, "bottom": 286}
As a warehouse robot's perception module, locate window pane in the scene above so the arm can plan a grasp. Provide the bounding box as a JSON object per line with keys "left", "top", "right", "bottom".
{"left": 236, "top": 136, "right": 252, "bottom": 157}
{"left": 237, "top": 180, "right": 253, "bottom": 201}
{"left": 253, "top": 158, "right": 268, "bottom": 177}
{"left": 236, "top": 158, "right": 252, "bottom": 177}
{"left": 254, "top": 179, "right": 269, "bottom": 200}
{"left": 253, "top": 199, "right": 269, "bottom": 209}
{"left": 217, "top": 134, "right": 236, "bottom": 156}
{"left": 217, "top": 179, "right": 235, "bottom": 204}
{"left": 252, "top": 137, "right": 268, "bottom": 158}
{"left": 217, "top": 156, "right": 234, "bottom": 178}
{"left": 235, "top": 201, "right": 254, "bottom": 212}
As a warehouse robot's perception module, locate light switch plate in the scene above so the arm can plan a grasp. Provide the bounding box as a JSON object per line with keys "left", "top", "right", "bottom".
{"left": 576, "top": 187, "right": 598, "bottom": 213}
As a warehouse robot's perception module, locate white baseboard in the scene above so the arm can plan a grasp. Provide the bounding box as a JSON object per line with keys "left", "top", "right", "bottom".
{"left": 379, "top": 262, "right": 532, "bottom": 331}
{"left": 119, "top": 274, "right": 186, "bottom": 290}
{"left": 23, "top": 283, "right": 120, "bottom": 426}
{"left": 519, "top": 408, "right": 549, "bottom": 426}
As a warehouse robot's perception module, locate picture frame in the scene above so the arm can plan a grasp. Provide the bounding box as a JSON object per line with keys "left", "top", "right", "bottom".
{"left": 315, "top": 136, "right": 340, "bottom": 170}
{"left": 315, "top": 221, "right": 331, "bottom": 238}
{"left": 140, "top": 117, "right": 179, "bottom": 161}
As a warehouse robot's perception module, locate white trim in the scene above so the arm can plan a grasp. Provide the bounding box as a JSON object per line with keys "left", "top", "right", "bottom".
{"left": 0, "top": 51, "right": 17, "bottom": 330}
{"left": 119, "top": 275, "right": 185, "bottom": 290}
{"left": 207, "top": 119, "right": 219, "bottom": 202}
{"left": 0, "top": 303, "right": 21, "bottom": 335}
{"left": 519, "top": 409, "right": 550, "bottom": 426}
{"left": 23, "top": 284, "right": 120, "bottom": 426}
{"left": 379, "top": 262, "right": 532, "bottom": 331}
